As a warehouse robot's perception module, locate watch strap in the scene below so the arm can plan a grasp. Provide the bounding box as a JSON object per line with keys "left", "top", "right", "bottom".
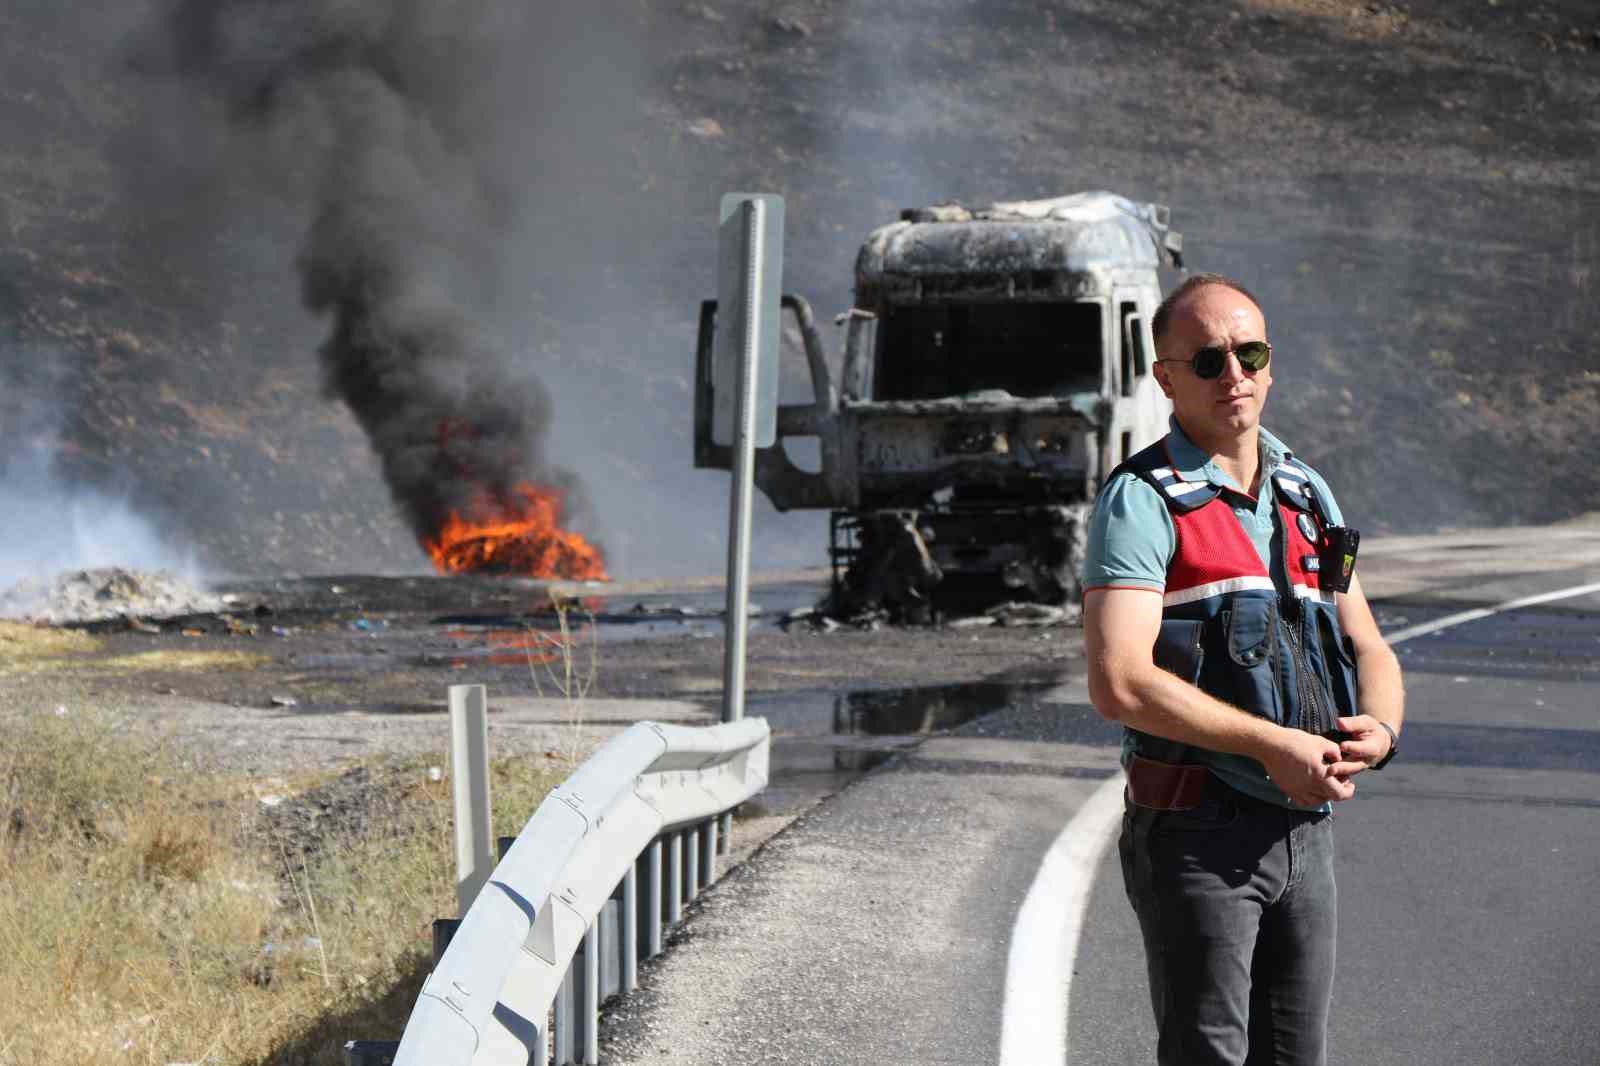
{"left": 1371, "top": 720, "right": 1399, "bottom": 770}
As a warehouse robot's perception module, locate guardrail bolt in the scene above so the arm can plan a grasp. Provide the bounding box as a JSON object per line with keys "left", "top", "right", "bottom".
{"left": 341, "top": 1040, "right": 398, "bottom": 1066}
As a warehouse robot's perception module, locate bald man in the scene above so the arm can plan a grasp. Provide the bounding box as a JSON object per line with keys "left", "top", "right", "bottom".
{"left": 1081, "top": 274, "right": 1404, "bottom": 1066}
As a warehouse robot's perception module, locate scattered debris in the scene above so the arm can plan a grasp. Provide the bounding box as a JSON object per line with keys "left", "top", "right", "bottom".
{"left": 686, "top": 117, "right": 725, "bottom": 139}
{"left": 269, "top": 695, "right": 299, "bottom": 708}
{"left": 0, "top": 567, "right": 223, "bottom": 625}
{"left": 784, "top": 596, "right": 1080, "bottom": 632}
{"left": 630, "top": 602, "right": 702, "bottom": 619}
{"left": 772, "top": 15, "right": 812, "bottom": 37}
{"left": 988, "top": 601, "right": 1076, "bottom": 628}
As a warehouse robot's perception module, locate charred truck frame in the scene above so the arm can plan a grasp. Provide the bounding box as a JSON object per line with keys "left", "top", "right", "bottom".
{"left": 695, "top": 191, "right": 1183, "bottom": 620}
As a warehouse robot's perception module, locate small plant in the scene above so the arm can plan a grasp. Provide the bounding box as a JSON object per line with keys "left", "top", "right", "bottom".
{"left": 522, "top": 590, "right": 599, "bottom": 765}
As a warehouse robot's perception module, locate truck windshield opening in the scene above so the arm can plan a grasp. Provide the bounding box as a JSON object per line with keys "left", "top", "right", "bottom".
{"left": 873, "top": 300, "right": 1103, "bottom": 401}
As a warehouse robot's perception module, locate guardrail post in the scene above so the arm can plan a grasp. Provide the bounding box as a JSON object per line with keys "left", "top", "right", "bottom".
{"left": 718, "top": 810, "right": 732, "bottom": 854}
{"left": 644, "top": 841, "right": 663, "bottom": 958}
{"left": 554, "top": 963, "right": 575, "bottom": 1065}
{"left": 430, "top": 918, "right": 460, "bottom": 966}
{"left": 448, "top": 684, "right": 494, "bottom": 914}
{"left": 599, "top": 900, "right": 622, "bottom": 1000}
{"left": 580, "top": 922, "right": 600, "bottom": 1065}
{"left": 667, "top": 831, "right": 684, "bottom": 925}
{"left": 685, "top": 823, "right": 701, "bottom": 902}
{"left": 703, "top": 817, "right": 719, "bottom": 884}
{"left": 621, "top": 865, "right": 639, "bottom": 991}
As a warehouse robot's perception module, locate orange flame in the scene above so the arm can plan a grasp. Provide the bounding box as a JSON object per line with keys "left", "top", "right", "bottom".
{"left": 425, "top": 484, "right": 609, "bottom": 580}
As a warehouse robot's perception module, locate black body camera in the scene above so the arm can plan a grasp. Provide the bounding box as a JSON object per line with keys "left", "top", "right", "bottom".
{"left": 1316, "top": 526, "right": 1360, "bottom": 594}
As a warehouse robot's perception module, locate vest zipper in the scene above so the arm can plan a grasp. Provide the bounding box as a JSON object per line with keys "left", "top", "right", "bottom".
{"left": 1275, "top": 487, "right": 1329, "bottom": 736}
{"left": 1285, "top": 607, "right": 1329, "bottom": 735}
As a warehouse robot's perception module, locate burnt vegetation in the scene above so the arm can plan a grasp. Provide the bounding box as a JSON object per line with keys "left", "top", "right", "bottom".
{"left": 0, "top": 0, "right": 1596, "bottom": 580}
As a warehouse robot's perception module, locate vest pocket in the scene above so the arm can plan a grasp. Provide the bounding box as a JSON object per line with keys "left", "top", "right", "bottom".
{"left": 1153, "top": 619, "right": 1204, "bottom": 683}
{"left": 1314, "top": 607, "right": 1362, "bottom": 718}
{"left": 1225, "top": 596, "right": 1276, "bottom": 668}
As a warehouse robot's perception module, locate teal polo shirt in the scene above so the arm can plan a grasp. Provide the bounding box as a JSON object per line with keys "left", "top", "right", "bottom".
{"left": 1082, "top": 417, "right": 1345, "bottom": 809}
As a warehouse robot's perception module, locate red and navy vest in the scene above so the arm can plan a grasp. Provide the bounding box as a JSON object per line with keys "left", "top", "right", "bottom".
{"left": 1115, "top": 438, "right": 1362, "bottom": 763}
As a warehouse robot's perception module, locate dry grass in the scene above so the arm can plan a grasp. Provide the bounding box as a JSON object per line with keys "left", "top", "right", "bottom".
{"left": 0, "top": 706, "right": 562, "bottom": 1065}
{"left": 0, "top": 620, "right": 98, "bottom": 662}
{"left": 0, "top": 643, "right": 268, "bottom": 678}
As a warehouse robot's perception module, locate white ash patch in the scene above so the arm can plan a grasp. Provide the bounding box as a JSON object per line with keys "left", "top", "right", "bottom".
{"left": 0, "top": 567, "right": 222, "bottom": 624}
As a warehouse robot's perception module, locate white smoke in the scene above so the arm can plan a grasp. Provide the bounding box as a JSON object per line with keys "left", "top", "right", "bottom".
{"left": 0, "top": 384, "right": 198, "bottom": 603}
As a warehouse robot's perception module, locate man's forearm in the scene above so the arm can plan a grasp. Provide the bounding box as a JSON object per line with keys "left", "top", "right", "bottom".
{"left": 1093, "top": 657, "right": 1284, "bottom": 765}
{"left": 1355, "top": 642, "right": 1405, "bottom": 734}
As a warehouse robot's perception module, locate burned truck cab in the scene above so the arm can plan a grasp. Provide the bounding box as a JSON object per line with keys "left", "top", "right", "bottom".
{"left": 694, "top": 191, "right": 1181, "bottom": 619}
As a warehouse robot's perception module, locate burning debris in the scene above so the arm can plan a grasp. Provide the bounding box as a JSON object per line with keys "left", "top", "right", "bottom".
{"left": 425, "top": 484, "right": 607, "bottom": 580}
{"left": 141, "top": 1, "right": 606, "bottom": 581}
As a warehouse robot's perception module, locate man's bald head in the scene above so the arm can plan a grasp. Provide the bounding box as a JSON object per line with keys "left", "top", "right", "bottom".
{"left": 1152, "top": 273, "right": 1264, "bottom": 354}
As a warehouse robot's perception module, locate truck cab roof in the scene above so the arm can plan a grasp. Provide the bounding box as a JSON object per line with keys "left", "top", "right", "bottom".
{"left": 855, "top": 190, "right": 1181, "bottom": 291}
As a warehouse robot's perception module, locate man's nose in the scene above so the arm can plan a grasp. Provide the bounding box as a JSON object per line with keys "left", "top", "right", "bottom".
{"left": 1217, "top": 351, "right": 1247, "bottom": 384}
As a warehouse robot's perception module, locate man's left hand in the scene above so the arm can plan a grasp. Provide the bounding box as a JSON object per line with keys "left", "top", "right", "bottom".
{"left": 1329, "top": 715, "right": 1393, "bottom": 778}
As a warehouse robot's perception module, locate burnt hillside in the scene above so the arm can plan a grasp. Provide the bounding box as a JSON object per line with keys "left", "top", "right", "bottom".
{"left": 0, "top": 0, "right": 1596, "bottom": 580}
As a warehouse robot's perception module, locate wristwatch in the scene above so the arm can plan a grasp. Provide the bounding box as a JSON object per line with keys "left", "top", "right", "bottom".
{"left": 1371, "top": 721, "right": 1399, "bottom": 770}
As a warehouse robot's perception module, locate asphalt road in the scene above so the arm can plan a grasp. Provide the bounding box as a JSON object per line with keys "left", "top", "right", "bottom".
{"left": 1071, "top": 575, "right": 1600, "bottom": 1066}
{"left": 599, "top": 551, "right": 1600, "bottom": 1065}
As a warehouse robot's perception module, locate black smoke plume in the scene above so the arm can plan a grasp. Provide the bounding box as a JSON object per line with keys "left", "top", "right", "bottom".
{"left": 140, "top": 0, "right": 592, "bottom": 559}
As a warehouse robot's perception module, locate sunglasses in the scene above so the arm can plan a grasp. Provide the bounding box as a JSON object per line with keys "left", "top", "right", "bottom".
{"left": 1157, "top": 341, "right": 1272, "bottom": 379}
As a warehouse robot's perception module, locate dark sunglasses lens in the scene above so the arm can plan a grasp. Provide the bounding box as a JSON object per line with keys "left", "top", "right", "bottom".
{"left": 1191, "top": 347, "right": 1227, "bottom": 378}
{"left": 1236, "top": 342, "right": 1272, "bottom": 371}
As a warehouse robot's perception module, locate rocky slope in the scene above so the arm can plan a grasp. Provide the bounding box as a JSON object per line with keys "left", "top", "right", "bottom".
{"left": 0, "top": 0, "right": 1595, "bottom": 581}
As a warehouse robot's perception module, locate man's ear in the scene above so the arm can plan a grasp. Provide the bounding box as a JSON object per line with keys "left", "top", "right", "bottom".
{"left": 1152, "top": 362, "right": 1175, "bottom": 399}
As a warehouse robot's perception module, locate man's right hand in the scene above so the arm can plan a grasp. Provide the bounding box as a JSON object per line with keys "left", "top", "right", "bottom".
{"left": 1257, "top": 729, "right": 1354, "bottom": 806}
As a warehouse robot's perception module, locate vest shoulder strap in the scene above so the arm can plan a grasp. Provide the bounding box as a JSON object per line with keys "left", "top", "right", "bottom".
{"left": 1110, "top": 438, "right": 1220, "bottom": 515}
{"left": 1270, "top": 457, "right": 1335, "bottom": 525}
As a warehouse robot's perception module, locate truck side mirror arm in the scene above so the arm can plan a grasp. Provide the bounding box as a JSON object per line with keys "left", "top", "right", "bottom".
{"left": 838, "top": 308, "right": 876, "bottom": 401}
{"left": 781, "top": 294, "right": 837, "bottom": 417}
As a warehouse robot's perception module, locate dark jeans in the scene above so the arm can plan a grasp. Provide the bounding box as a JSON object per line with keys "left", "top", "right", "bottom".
{"left": 1119, "top": 778, "right": 1337, "bottom": 1066}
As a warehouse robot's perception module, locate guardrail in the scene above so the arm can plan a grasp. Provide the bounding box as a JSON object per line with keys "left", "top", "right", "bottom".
{"left": 344, "top": 711, "right": 770, "bottom": 1066}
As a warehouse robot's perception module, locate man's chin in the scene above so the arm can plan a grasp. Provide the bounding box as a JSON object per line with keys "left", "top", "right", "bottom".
{"left": 1216, "top": 408, "right": 1260, "bottom": 435}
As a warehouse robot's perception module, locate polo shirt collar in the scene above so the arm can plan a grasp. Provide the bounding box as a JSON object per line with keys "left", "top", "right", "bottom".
{"left": 1165, "top": 416, "right": 1291, "bottom": 496}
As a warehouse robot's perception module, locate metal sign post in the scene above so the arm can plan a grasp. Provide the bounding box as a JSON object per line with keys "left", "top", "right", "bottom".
{"left": 715, "top": 193, "right": 784, "bottom": 724}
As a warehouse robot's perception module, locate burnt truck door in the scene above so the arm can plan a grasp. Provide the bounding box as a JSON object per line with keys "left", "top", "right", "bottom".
{"left": 693, "top": 294, "right": 844, "bottom": 509}
{"left": 1108, "top": 284, "right": 1166, "bottom": 475}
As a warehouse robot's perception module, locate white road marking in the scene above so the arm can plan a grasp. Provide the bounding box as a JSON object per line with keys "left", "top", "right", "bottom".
{"left": 1000, "top": 578, "right": 1600, "bottom": 1065}
{"left": 997, "top": 767, "right": 1124, "bottom": 1066}
{"left": 1379, "top": 580, "right": 1600, "bottom": 646}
